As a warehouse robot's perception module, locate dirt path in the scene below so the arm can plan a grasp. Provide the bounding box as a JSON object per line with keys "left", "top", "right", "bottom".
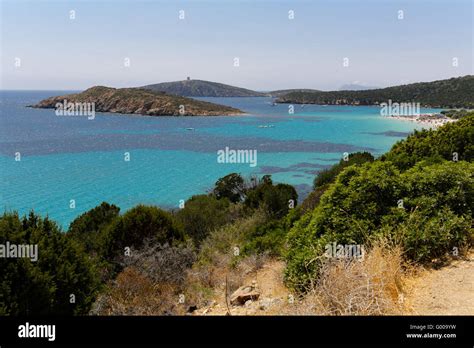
{"left": 404, "top": 253, "right": 474, "bottom": 315}
{"left": 195, "top": 254, "right": 474, "bottom": 316}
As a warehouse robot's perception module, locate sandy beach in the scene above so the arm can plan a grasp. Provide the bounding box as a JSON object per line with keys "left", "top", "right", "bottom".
{"left": 387, "top": 113, "right": 457, "bottom": 129}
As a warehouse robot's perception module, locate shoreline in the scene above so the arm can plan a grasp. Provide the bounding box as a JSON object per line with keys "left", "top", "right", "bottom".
{"left": 385, "top": 113, "right": 457, "bottom": 129}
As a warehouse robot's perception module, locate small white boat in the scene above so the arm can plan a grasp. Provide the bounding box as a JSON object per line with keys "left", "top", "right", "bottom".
{"left": 185, "top": 127, "right": 195, "bottom": 131}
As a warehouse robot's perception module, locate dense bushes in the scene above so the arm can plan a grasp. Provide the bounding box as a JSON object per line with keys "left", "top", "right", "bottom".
{"left": 1, "top": 169, "right": 301, "bottom": 315}
{"left": 1, "top": 204, "right": 188, "bottom": 315}
{"left": 0, "top": 212, "right": 100, "bottom": 315}
{"left": 382, "top": 113, "right": 474, "bottom": 169}
{"left": 176, "top": 195, "right": 231, "bottom": 245}
{"left": 213, "top": 173, "right": 245, "bottom": 203}
{"left": 244, "top": 176, "right": 298, "bottom": 218}
{"left": 242, "top": 220, "right": 287, "bottom": 256}
{"left": 286, "top": 159, "right": 474, "bottom": 291}
{"left": 101, "top": 205, "right": 183, "bottom": 261}
{"left": 313, "top": 152, "right": 374, "bottom": 188}
{"left": 286, "top": 115, "right": 474, "bottom": 291}
{"left": 441, "top": 109, "right": 471, "bottom": 119}
{"left": 381, "top": 208, "right": 471, "bottom": 263}
{"left": 68, "top": 202, "right": 120, "bottom": 255}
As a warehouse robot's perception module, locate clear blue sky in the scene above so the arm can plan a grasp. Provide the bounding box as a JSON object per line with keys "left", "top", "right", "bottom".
{"left": 1, "top": 0, "right": 472, "bottom": 90}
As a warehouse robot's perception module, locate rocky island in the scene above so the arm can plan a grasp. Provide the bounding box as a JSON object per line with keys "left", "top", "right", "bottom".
{"left": 32, "top": 86, "right": 244, "bottom": 116}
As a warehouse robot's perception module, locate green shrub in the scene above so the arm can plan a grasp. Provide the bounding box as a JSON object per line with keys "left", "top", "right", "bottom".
{"left": 242, "top": 220, "right": 287, "bottom": 256}
{"left": 285, "top": 160, "right": 474, "bottom": 292}
{"left": 381, "top": 207, "right": 472, "bottom": 263}
{"left": 67, "top": 202, "right": 120, "bottom": 254}
{"left": 382, "top": 113, "right": 474, "bottom": 169}
{"left": 0, "top": 212, "right": 100, "bottom": 315}
{"left": 300, "top": 184, "right": 329, "bottom": 214}
{"left": 197, "top": 211, "right": 266, "bottom": 265}
{"left": 440, "top": 109, "right": 471, "bottom": 119}
{"left": 244, "top": 175, "right": 274, "bottom": 210}
{"left": 176, "top": 194, "right": 231, "bottom": 245}
{"left": 262, "top": 183, "right": 298, "bottom": 218}
{"left": 244, "top": 176, "right": 298, "bottom": 218}
{"left": 313, "top": 152, "right": 374, "bottom": 189}
{"left": 213, "top": 173, "right": 245, "bottom": 203}
{"left": 101, "top": 205, "right": 182, "bottom": 261}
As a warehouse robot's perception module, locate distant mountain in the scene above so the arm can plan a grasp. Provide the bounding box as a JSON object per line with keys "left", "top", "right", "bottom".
{"left": 32, "top": 86, "right": 243, "bottom": 116}
{"left": 339, "top": 84, "right": 378, "bottom": 91}
{"left": 268, "top": 89, "right": 319, "bottom": 97}
{"left": 142, "top": 79, "right": 266, "bottom": 97}
{"left": 277, "top": 76, "right": 474, "bottom": 108}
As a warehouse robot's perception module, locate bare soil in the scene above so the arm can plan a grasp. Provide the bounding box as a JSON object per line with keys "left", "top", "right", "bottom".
{"left": 404, "top": 252, "right": 474, "bottom": 315}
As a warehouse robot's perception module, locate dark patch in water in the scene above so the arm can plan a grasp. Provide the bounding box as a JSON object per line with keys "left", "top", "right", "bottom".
{"left": 312, "top": 157, "right": 341, "bottom": 162}
{"left": 259, "top": 162, "right": 332, "bottom": 175}
{"left": 0, "top": 132, "right": 374, "bottom": 157}
{"left": 363, "top": 131, "right": 410, "bottom": 137}
{"left": 0, "top": 93, "right": 376, "bottom": 156}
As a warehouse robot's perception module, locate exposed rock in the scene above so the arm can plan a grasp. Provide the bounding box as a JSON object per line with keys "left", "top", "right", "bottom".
{"left": 31, "top": 86, "right": 243, "bottom": 117}
{"left": 258, "top": 297, "right": 273, "bottom": 310}
{"left": 230, "top": 285, "right": 260, "bottom": 306}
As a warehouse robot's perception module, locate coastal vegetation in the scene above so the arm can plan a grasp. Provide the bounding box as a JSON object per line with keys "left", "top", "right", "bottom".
{"left": 440, "top": 109, "right": 473, "bottom": 119}
{"left": 268, "top": 89, "right": 320, "bottom": 97}
{"left": 276, "top": 75, "right": 474, "bottom": 108}
{"left": 0, "top": 212, "right": 100, "bottom": 315}
{"left": 1, "top": 113, "right": 473, "bottom": 315}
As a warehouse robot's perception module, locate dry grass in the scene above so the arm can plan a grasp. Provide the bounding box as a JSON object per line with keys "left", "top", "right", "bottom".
{"left": 90, "top": 267, "right": 185, "bottom": 315}
{"left": 190, "top": 211, "right": 267, "bottom": 289}
{"left": 284, "top": 240, "right": 408, "bottom": 315}
{"left": 186, "top": 217, "right": 270, "bottom": 311}
{"left": 90, "top": 242, "right": 197, "bottom": 315}
{"left": 186, "top": 251, "right": 271, "bottom": 309}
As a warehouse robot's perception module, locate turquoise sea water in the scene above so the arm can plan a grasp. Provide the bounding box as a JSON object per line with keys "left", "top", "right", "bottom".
{"left": 0, "top": 91, "right": 440, "bottom": 229}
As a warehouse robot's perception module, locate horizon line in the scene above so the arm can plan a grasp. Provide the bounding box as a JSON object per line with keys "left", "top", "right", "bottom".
{"left": 0, "top": 74, "right": 471, "bottom": 93}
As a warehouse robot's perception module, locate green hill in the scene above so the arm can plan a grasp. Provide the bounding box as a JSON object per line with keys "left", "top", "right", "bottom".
{"left": 277, "top": 76, "right": 474, "bottom": 108}
{"left": 268, "top": 89, "right": 319, "bottom": 97}
{"left": 142, "top": 79, "right": 266, "bottom": 97}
